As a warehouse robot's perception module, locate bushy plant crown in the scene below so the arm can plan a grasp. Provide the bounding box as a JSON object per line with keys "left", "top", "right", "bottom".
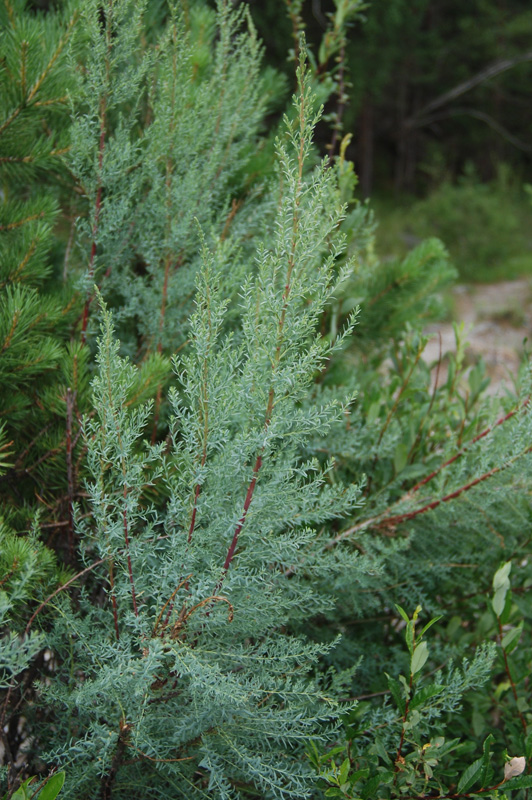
{"left": 1, "top": 1, "right": 532, "bottom": 799}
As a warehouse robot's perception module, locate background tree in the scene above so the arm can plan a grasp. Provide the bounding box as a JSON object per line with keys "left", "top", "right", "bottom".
{"left": 246, "top": 0, "right": 532, "bottom": 195}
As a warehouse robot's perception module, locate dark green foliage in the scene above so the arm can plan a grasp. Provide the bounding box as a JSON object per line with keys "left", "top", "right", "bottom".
{"left": 250, "top": 0, "right": 532, "bottom": 195}
{"left": 375, "top": 169, "right": 532, "bottom": 281}
{"left": 0, "top": 0, "right": 87, "bottom": 534}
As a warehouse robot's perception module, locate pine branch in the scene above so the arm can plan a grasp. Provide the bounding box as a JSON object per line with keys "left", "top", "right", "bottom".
{"left": 0, "top": 10, "right": 78, "bottom": 137}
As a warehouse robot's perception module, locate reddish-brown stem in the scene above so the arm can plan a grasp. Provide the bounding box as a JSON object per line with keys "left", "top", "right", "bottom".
{"left": 330, "top": 399, "right": 530, "bottom": 548}
{"left": 173, "top": 595, "right": 233, "bottom": 637}
{"left": 25, "top": 558, "right": 105, "bottom": 634}
{"left": 409, "top": 398, "right": 529, "bottom": 495}
{"left": 221, "top": 198, "right": 242, "bottom": 241}
{"left": 152, "top": 575, "right": 192, "bottom": 637}
{"left": 394, "top": 670, "right": 414, "bottom": 778}
{"left": 215, "top": 277, "right": 289, "bottom": 592}
{"left": 380, "top": 452, "right": 529, "bottom": 529}
{"left": 187, "top": 482, "right": 201, "bottom": 544}
{"left": 160, "top": 601, "right": 186, "bottom": 638}
{"left": 497, "top": 617, "right": 528, "bottom": 738}
{"left": 215, "top": 83, "right": 306, "bottom": 592}
{"left": 99, "top": 719, "right": 130, "bottom": 800}
{"left": 214, "top": 75, "right": 306, "bottom": 596}
{"left": 215, "top": 454, "right": 262, "bottom": 594}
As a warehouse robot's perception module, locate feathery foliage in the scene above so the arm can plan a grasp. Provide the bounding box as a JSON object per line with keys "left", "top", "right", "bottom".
{"left": 2, "top": 1, "right": 532, "bottom": 799}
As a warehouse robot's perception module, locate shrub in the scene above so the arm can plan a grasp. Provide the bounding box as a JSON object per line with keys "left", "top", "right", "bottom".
{"left": 2, "top": 1, "right": 532, "bottom": 798}
{"left": 374, "top": 167, "right": 532, "bottom": 281}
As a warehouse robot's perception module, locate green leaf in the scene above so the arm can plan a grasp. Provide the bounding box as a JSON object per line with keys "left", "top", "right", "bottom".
{"left": 492, "top": 585, "right": 508, "bottom": 617}
{"left": 420, "top": 615, "right": 443, "bottom": 638}
{"left": 37, "top": 773, "right": 65, "bottom": 800}
{"left": 386, "top": 673, "right": 405, "bottom": 714}
{"left": 501, "top": 624, "right": 522, "bottom": 653}
{"left": 526, "top": 731, "right": 532, "bottom": 760}
{"left": 403, "top": 708, "right": 421, "bottom": 730}
{"left": 395, "top": 604, "right": 409, "bottom": 623}
{"left": 499, "top": 590, "right": 513, "bottom": 625}
{"left": 480, "top": 734, "right": 494, "bottom": 787}
{"left": 410, "top": 683, "right": 444, "bottom": 710}
{"left": 307, "top": 741, "right": 320, "bottom": 768}
{"left": 370, "top": 738, "right": 394, "bottom": 766}
{"left": 349, "top": 768, "right": 370, "bottom": 784}
{"left": 502, "top": 776, "right": 532, "bottom": 790}
{"left": 493, "top": 561, "right": 512, "bottom": 591}
{"left": 398, "top": 673, "right": 411, "bottom": 699}
{"left": 11, "top": 778, "right": 36, "bottom": 800}
{"left": 366, "top": 401, "right": 380, "bottom": 425}
{"left": 360, "top": 775, "right": 383, "bottom": 799}
{"left": 456, "top": 757, "right": 484, "bottom": 794}
{"left": 394, "top": 442, "right": 409, "bottom": 474}
{"left": 517, "top": 696, "right": 529, "bottom": 712}
{"left": 411, "top": 641, "right": 429, "bottom": 675}
{"left": 405, "top": 619, "right": 415, "bottom": 655}
{"left": 338, "top": 758, "right": 350, "bottom": 786}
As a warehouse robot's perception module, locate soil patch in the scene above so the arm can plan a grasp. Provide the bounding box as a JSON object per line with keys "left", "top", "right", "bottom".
{"left": 423, "top": 279, "right": 531, "bottom": 396}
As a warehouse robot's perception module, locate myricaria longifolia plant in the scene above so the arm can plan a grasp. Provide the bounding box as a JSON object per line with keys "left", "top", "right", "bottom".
{"left": 2, "top": 1, "right": 532, "bottom": 798}
{"left": 29, "top": 63, "right": 367, "bottom": 799}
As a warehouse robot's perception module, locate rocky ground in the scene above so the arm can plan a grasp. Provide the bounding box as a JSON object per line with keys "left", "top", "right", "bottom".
{"left": 423, "top": 279, "right": 531, "bottom": 397}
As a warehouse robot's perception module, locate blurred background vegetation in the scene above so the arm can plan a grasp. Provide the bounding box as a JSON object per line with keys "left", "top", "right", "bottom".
{"left": 246, "top": 0, "right": 532, "bottom": 282}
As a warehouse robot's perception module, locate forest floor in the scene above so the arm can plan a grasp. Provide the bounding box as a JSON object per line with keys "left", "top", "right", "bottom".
{"left": 423, "top": 278, "right": 531, "bottom": 396}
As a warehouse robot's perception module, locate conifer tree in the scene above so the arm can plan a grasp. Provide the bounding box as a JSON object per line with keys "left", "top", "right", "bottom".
{"left": 0, "top": 0, "right": 82, "bottom": 528}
